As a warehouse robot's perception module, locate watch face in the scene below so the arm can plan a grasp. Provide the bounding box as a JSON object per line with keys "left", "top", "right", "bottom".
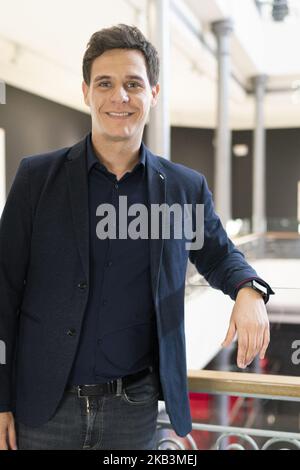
{"left": 253, "top": 280, "right": 268, "bottom": 295}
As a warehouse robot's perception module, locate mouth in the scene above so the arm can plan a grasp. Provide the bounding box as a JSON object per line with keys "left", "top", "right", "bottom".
{"left": 105, "top": 112, "right": 135, "bottom": 120}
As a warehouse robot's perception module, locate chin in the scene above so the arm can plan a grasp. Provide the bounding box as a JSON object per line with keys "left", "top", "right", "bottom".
{"left": 106, "top": 133, "right": 132, "bottom": 142}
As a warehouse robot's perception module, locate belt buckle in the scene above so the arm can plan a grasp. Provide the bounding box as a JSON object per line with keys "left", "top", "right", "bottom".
{"left": 77, "top": 384, "right": 96, "bottom": 398}
{"left": 76, "top": 380, "right": 118, "bottom": 398}
{"left": 77, "top": 386, "right": 85, "bottom": 398}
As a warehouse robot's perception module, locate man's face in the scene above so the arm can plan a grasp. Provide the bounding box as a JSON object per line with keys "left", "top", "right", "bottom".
{"left": 82, "top": 48, "right": 160, "bottom": 143}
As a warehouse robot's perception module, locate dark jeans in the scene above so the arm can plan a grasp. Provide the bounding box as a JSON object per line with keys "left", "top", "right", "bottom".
{"left": 15, "top": 367, "right": 160, "bottom": 450}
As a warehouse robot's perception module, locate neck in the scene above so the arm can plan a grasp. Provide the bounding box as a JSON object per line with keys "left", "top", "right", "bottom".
{"left": 91, "top": 132, "right": 142, "bottom": 179}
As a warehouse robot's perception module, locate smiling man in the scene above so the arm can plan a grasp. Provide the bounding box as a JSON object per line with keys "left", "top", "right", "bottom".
{"left": 82, "top": 38, "right": 159, "bottom": 182}
{"left": 0, "top": 24, "right": 274, "bottom": 450}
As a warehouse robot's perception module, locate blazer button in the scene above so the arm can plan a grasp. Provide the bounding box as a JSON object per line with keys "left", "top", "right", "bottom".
{"left": 67, "top": 328, "right": 77, "bottom": 337}
{"left": 78, "top": 282, "right": 87, "bottom": 290}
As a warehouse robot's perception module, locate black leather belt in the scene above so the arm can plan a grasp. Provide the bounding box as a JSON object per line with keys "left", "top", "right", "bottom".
{"left": 66, "top": 366, "right": 153, "bottom": 398}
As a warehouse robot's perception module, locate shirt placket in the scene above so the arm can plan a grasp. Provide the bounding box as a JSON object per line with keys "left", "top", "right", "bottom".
{"left": 93, "top": 175, "right": 120, "bottom": 380}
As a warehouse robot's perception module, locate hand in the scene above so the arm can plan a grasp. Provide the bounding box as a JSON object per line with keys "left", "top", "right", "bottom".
{"left": 221, "top": 287, "right": 270, "bottom": 369}
{"left": 0, "top": 412, "right": 17, "bottom": 450}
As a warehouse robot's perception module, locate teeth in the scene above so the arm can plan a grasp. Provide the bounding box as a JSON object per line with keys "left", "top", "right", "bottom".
{"left": 107, "top": 112, "right": 131, "bottom": 116}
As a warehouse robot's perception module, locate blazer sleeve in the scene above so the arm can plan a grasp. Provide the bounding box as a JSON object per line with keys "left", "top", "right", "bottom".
{"left": 188, "top": 174, "right": 274, "bottom": 301}
{"left": 0, "top": 158, "right": 32, "bottom": 411}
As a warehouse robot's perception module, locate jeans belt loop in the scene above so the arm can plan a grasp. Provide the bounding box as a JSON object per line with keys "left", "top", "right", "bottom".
{"left": 116, "top": 378, "right": 123, "bottom": 396}
{"left": 109, "top": 380, "right": 115, "bottom": 394}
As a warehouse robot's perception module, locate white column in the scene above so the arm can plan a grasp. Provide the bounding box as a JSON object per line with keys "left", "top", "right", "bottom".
{"left": 0, "top": 128, "right": 6, "bottom": 217}
{"left": 147, "top": 0, "right": 171, "bottom": 159}
{"left": 0, "top": 80, "right": 6, "bottom": 105}
{"left": 252, "top": 75, "right": 268, "bottom": 234}
{"left": 212, "top": 19, "right": 234, "bottom": 228}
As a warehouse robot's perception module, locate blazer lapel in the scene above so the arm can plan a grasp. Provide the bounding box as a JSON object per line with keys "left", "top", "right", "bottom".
{"left": 144, "top": 144, "right": 167, "bottom": 307}
{"left": 64, "top": 136, "right": 90, "bottom": 284}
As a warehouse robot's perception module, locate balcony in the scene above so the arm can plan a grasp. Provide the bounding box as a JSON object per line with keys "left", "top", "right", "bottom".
{"left": 156, "top": 232, "right": 300, "bottom": 450}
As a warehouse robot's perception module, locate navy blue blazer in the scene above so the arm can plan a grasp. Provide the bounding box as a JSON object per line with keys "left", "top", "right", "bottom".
{"left": 0, "top": 134, "right": 269, "bottom": 437}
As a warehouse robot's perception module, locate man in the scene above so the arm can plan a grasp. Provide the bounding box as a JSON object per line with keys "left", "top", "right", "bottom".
{"left": 0, "top": 24, "right": 274, "bottom": 450}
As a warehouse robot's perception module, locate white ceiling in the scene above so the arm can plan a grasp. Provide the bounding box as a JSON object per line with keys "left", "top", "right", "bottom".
{"left": 0, "top": 0, "right": 300, "bottom": 129}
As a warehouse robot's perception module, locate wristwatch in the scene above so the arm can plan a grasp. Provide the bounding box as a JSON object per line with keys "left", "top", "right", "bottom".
{"left": 237, "top": 279, "right": 269, "bottom": 304}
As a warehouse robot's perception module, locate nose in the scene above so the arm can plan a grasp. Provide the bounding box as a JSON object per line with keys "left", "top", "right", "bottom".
{"left": 110, "top": 86, "right": 129, "bottom": 104}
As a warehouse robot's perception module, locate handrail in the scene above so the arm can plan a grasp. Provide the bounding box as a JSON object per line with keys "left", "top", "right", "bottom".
{"left": 188, "top": 369, "right": 300, "bottom": 400}
{"left": 232, "top": 231, "right": 300, "bottom": 246}
{"left": 264, "top": 232, "right": 300, "bottom": 240}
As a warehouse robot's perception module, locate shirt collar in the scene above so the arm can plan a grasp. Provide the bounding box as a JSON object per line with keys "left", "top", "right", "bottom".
{"left": 86, "top": 133, "right": 146, "bottom": 175}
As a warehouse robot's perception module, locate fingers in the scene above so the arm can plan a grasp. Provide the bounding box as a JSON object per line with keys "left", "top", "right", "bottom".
{"left": 259, "top": 325, "right": 270, "bottom": 360}
{"left": 222, "top": 321, "right": 236, "bottom": 348}
{"left": 8, "top": 420, "right": 17, "bottom": 450}
{"left": 244, "top": 330, "right": 259, "bottom": 366}
{"left": 0, "top": 414, "right": 17, "bottom": 451}
{"left": 0, "top": 430, "right": 8, "bottom": 450}
{"left": 237, "top": 331, "right": 248, "bottom": 368}
{"left": 239, "top": 325, "right": 270, "bottom": 368}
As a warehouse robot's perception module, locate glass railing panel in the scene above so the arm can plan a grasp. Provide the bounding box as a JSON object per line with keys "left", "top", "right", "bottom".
{"left": 155, "top": 233, "right": 300, "bottom": 449}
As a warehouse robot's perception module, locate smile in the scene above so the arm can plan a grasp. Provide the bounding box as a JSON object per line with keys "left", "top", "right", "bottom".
{"left": 106, "top": 112, "right": 134, "bottom": 118}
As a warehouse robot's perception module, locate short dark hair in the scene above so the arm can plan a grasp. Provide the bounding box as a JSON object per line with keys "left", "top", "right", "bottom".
{"left": 82, "top": 24, "right": 160, "bottom": 87}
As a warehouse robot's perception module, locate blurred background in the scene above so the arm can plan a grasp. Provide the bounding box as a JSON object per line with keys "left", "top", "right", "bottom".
{"left": 0, "top": 0, "right": 300, "bottom": 450}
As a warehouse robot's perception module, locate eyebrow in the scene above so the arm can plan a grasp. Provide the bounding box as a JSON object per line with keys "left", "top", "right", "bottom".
{"left": 93, "top": 74, "right": 145, "bottom": 84}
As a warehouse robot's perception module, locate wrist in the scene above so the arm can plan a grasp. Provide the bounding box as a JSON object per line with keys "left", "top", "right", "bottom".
{"left": 236, "top": 286, "right": 263, "bottom": 300}
{"left": 236, "top": 279, "right": 269, "bottom": 303}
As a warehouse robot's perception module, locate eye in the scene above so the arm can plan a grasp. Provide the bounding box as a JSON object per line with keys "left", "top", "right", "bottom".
{"left": 127, "top": 82, "right": 141, "bottom": 88}
{"left": 99, "top": 82, "right": 111, "bottom": 87}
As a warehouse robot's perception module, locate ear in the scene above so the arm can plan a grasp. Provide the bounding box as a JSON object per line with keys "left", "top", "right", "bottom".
{"left": 150, "top": 83, "right": 160, "bottom": 108}
{"left": 82, "top": 80, "right": 90, "bottom": 107}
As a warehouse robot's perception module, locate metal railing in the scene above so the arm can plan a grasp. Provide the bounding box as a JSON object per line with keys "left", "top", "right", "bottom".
{"left": 157, "top": 370, "right": 300, "bottom": 450}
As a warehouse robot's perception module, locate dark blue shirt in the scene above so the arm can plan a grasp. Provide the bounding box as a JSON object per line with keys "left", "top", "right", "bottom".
{"left": 67, "top": 134, "right": 159, "bottom": 385}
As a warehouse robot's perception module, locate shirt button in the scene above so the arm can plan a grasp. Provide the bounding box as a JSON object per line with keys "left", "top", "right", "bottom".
{"left": 114, "top": 183, "right": 118, "bottom": 189}
{"left": 107, "top": 261, "right": 113, "bottom": 267}
{"left": 102, "top": 299, "right": 108, "bottom": 306}
{"left": 77, "top": 282, "right": 87, "bottom": 290}
{"left": 67, "top": 328, "right": 77, "bottom": 336}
